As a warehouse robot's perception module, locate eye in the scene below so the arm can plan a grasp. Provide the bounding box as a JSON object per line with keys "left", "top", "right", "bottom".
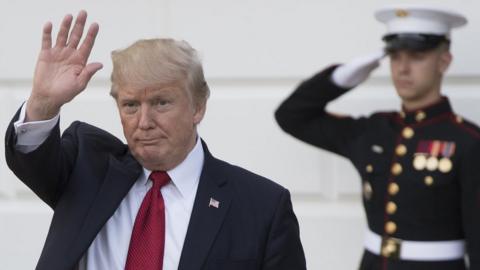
{"left": 389, "top": 52, "right": 399, "bottom": 61}
{"left": 152, "top": 98, "right": 171, "bottom": 108}
{"left": 411, "top": 52, "right": 427, "bottom": 60}
{"left": 121, "top": 101, "right": 139, "bottom": 114}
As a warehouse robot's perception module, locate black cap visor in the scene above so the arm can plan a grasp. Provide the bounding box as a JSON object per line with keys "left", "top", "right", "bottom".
{"left": 383, "top": 34, "right": 449, "bottom": 53}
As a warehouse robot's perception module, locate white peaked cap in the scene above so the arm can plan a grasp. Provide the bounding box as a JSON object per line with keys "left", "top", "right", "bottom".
{"left": 375, "top": 5, "right": 467, "bottom": 37}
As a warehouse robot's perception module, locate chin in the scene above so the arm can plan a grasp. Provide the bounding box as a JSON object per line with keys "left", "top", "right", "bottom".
{"left": 132, "top": 148, "right": 161, "bottom": 166}
{"left": 396, "top": 89, "right": 417, "bottom": 101}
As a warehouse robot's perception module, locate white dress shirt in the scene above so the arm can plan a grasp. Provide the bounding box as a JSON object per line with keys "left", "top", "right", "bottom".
{"left": 14, "top": 103, "right": 204, "bottom": 270}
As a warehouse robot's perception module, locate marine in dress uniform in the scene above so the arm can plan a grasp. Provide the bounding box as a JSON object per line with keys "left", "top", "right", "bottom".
{"left": 275, "top": 6, "right": 480, "bottom": 270}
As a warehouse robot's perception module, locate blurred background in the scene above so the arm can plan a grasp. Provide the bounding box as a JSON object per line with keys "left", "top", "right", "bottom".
{"left": 1, "top": 0, "right": 480, "bottom": 269}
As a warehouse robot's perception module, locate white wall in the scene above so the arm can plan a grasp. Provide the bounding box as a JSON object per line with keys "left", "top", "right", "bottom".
{"left": 1, "top": 0, "right": 480, "bottom": 269}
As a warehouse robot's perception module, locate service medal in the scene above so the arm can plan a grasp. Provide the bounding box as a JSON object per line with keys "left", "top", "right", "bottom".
{"left": 413, "top": 155, "right": 427, "bottom": 170}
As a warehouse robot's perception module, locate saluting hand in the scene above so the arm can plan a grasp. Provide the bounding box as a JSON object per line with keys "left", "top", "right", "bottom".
{"left": 26, "top": 10, "right": 103, "bottom": 121}
{"left": 331, "top": 50, "right": 386, "bottom": 89}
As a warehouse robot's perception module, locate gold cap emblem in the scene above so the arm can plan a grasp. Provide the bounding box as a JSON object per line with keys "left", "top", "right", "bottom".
{"left": 396, "top": 9, "right": 409, "bottom": 18}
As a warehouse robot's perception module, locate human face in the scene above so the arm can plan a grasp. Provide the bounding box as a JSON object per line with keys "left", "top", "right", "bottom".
{"left": 389, "top": 48, "right": 451, "bottom": 109}
{"left": 116, "top": 83, "right": 206, "bottom": 171}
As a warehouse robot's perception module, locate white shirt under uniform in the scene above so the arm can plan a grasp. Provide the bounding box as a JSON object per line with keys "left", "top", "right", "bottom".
{"left": 14, "top": 104, "right": 203, "bottom": 270}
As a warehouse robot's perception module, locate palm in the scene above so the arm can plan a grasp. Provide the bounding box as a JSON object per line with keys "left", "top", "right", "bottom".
{"left": 35, "top": 47, "right": 86, "bottom": 101}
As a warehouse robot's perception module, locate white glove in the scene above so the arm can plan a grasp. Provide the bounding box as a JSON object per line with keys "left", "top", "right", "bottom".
{"left": 331, "top": 50, "right": 386, "bottom": 88}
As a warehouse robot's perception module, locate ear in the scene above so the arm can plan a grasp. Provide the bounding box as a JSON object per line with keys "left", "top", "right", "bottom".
{"left": 193, "top": 101, "right": 207, "bottom": 125}
{"left": 438, "top": 51, "right": 452, "bottom": 74}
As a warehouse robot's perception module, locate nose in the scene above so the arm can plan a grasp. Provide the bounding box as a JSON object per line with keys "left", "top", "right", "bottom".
{"left": 397, "top": 56, "right": 410, "bottom": 74}
{"left": 138, "top": 105, "right": 155, "bottom": 130}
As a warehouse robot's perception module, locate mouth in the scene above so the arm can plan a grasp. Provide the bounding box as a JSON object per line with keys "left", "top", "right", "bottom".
{"left": 136, "top": 139, "right": 159, "bottom": 145}
{"left": 396, "top": 80, "right": 413, "bottom": 88}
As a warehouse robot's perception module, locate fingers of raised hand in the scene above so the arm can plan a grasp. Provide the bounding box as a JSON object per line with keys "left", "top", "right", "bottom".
{"left": 41, "top": 22, "right": 53, "bottom": 50}
{"left": 78, "top": 23, "right": 99, "bottom": 60}
{"left": 55, "top": 14, "right": 73, "bottom": 48}
{"left": 67, "top": 10, "right": 87, "bottom": 49}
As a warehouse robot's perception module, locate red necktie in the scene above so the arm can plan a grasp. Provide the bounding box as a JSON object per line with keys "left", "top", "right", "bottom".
{"left": 125, "top": 171, "right": 170, "bottom": 270}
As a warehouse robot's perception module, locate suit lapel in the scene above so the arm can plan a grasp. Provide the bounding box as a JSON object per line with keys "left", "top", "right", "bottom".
{"left": 178, "top": 142, "right": 232, "bottom": 270}
{"left": 69, "top": 151, "right": 142, "bottom": 263}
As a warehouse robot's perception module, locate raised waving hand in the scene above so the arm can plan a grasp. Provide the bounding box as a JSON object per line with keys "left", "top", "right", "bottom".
{"left": 26, "top": 10, "right": 103, "bottom": 121}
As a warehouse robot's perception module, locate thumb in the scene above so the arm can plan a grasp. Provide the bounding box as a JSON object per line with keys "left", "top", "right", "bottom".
{"left": 78, "top": 62, "right": 103, "bottom": 88}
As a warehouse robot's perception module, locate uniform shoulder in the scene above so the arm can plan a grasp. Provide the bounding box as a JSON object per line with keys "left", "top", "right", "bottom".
{"left": 450, "top": 114, "right": 480, "bottom": 140}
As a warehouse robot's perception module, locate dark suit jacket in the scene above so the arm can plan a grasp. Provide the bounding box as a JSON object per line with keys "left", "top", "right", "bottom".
{"left": 5, "top": 109, "right": 306, "bottom": 270}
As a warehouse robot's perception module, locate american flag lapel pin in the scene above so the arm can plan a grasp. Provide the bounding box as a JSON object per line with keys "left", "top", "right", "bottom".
{"left": 209, "top": 197, "right": 220, "bottom": 208}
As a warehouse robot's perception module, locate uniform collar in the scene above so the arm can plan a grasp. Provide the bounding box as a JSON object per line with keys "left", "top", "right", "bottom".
{"left": 398, "top": 96, "right": 453, "bottom": 125}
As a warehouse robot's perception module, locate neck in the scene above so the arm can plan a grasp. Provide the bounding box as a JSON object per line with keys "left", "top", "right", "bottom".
{"left": 402, "top": 92, "right": 442, "bottom": 111}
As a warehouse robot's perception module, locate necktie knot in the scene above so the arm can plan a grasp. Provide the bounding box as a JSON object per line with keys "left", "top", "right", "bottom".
{"left": 149, "top": 171, "right": 170, "bottom": 189}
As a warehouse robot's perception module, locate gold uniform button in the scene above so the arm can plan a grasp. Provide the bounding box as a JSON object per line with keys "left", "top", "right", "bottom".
{"left": 456, "top": 115, "right": 463, "bottom": 123}
{"left": 402, "top": 127, "right": 414, "bottom": 139}
{"left": 388, "top": 183, "right": 400, "bottom": 195}
{"left": 366, "top": 164, "right": 374, "bottom": 173}
{"left": 395, "top": 144, "right": 407, "bottom": 156}
{"left": 415, "top": 111, "right": 426, "bottom": 122}
{"left": 386, "top": 202, "right": 397, "bottom": 214}
{"left": 425, "top": 176, "right": 434, "bottom": 186}
{"left": 391, "top": 163, "right": 403, "bottom": 176}
{"left": 385, "top": 221, "right": 397, "bottom": 234}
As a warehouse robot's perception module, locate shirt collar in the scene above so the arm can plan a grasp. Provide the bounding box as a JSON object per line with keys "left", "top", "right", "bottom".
{"left": 141, "top": 137, "right": 204, "bottom": 198}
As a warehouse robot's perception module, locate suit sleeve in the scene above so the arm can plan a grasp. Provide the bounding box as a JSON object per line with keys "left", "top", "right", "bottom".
{"left": 5, "top": 107, "right": 79, "bottom": 208}
{"left": 460, "top": 141, "right": 480, "bottom": 269}
{"left": 275, "top": 65, "right": 369, "bottom": 158}
{"left": 262, "top": 189, "right": 306, "bottom": 270}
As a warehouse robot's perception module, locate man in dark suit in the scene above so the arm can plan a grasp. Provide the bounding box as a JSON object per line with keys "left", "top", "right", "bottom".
{"left": 5, "top": 10, "right": 306, "bottom": 270}
{"left": 275, "top": 5, "right": 479, "bottom": 270}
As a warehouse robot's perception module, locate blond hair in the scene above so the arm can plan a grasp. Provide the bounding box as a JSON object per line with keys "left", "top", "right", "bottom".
{"left": 110, "top": 38, "right": 210, "bottom": 105}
